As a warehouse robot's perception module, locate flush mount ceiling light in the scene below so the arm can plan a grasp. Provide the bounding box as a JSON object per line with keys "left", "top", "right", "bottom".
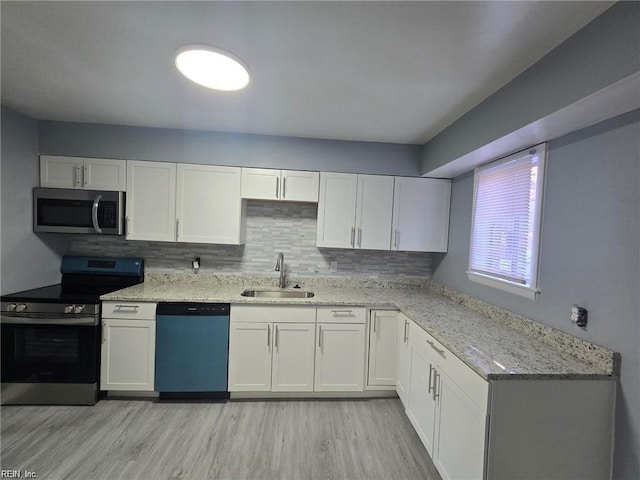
{"left": 175, "top": 45, "right": 250, "bottom": 92}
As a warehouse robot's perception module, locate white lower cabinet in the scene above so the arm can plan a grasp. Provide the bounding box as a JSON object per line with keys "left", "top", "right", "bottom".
{"left": 314, "top": 307, "right": 366, "bottom": 392}
{"left": 100, "top": 302, "right": 157, "bottom": 391}
{"left": 230, "top": 305, "right": 369, "bottom": 394}
{"left": 271, "top": 323, "right": 316, "bottom": 392}
{"left": 406, "top": 320, "right": 488, "bottom": 480}
{"left": 433, "top": 368, "right": 487, "bottom": 480}
{"left": 228, "top": 322, "right": 272, "bottom": 391}
{"left": 395, "top": 313, "right": 411, "bottom": 406}
{"left": 402, "top": 318, "right": 616, "bottom": 480}
{"left": 367, "top": 310, "right": 399, "bottom": 387}
{"left": 228, "top": 306, "right": 316, "bottom": 392}
{"left": 407, "top": 345, "right": 439, "bottom": 455}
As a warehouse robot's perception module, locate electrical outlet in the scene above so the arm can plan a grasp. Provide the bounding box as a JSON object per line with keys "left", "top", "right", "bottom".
{"left": 330, "top": 261, "right": 338, "bottom": 273}
{"left": 571, "top": 304, "right": 588, "bottom": 329}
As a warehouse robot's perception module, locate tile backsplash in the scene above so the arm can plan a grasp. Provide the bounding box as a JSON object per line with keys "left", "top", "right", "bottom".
{"left": 69, "top": 201, "right": 432, "bottom": 278}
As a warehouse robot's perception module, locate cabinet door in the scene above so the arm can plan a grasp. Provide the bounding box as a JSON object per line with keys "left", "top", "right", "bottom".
{"left": 126, "top": 160, "right": 176, "bottom": 241}
{"left": 407, "top": 347, "right": 437, "bottom": 456}
{"left": 433, "top": 369, "right": 487, "bottom": 480}
{"left": 271, "top": 323, "right": 316, "bottom": 392}
{"left": 241, "top": 168, "right": 280, "bottom": 200}
{"left": 316, "top": 172, "right": 358, "bottom": 248}
{"left": 228, "top": 322, "right": 272, "bottom": 392}
{"left": 83, "top": 158, "right": 126, "bottom": 191}
{"left": 40, "top": 155, "right": 83, "bottom": 188}
{"left": 355, "top": 175, "right": 394, "bottom": 250}
{"left": 392, "top": 177, "right": 451, "bottom": 252}
{"left": 100, "top": 319, "right": 155, "bottom": 391}
{"left": 367, "top": 310, "right": 399, "bottom": 386}
{"left": 396, "top": 314, "right": 411, "bottom": 406}
{"left": 314, "top": 323, "right": 365, "bottom": 392}
{"left": 177, "top": 164, "right": 244, "bottom": 244}
{"left": 281, "top": 170, "right": 319, "bottom": 202}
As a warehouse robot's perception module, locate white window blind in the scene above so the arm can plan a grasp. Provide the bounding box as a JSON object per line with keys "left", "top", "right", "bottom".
{"left": 469, "top": 145, "right": 545, "bottom": 296}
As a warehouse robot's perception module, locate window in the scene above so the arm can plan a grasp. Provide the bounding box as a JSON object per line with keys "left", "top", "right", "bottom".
{"left": 468, "top": 144, "right": 546, "bottom": 299}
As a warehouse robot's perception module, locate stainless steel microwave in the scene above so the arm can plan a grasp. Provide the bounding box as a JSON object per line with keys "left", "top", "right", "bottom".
{"left": 33, "top": 187, "right": 125, "bottom": 235}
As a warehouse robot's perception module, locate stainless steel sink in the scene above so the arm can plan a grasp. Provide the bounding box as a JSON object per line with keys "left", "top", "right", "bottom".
{"left": 240, "top": 289, "right": 314, "bottom": 299}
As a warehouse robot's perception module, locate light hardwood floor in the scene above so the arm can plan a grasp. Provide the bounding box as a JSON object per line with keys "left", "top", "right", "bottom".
{"left": 1, "top": 398, "right": 441, "bottom": 480}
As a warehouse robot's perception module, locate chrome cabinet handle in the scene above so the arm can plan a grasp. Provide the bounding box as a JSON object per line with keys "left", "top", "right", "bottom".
{"left": 83, "top": 165, "right": 89, "bottom": 187}
{"left": 125, "top": 216, "right": 130, "bottom": 236}
{"left": 102, "top": 322, "right": 107, "bottom": 344}
{"left": 403, "top": 320, "right": 409, "bottom": 343}
{"left": 176, "top": 218, "right": 180, "bottom": 241}
{"left": 92, "top": 195, "right": 103, "bottom": 234}
{"left": 75, "top": 165, "right": 82, "bottom": 187}
{"left": 357, "top": 227, "right": 362, "bottom": 247}
{"left": 350, "top": 227, "right": 355, "bottom": 246}
{"left": 427, "top": 340, "right": 446, "bottom": 357}
{"left": 394, "top": 229, "right": 399, "bottom": 249}
{"left": 433, "top": 371, "right": 440, "bottom": 401}
{"left": 276, "top": 177, "right": 280, "bottom": 199}
{"left": 267, "top": 324, "right": 271, "bottom": 348}
{"left": 331, "top": 309, "right": 353, "bottom": 315}
{"left": 372, "top": 313, "right": 377, "bottom": 333}
{"left": 114, "top": 305, "right": 139, "bottom": 312}
{"left": 318, "top": 326, "right": 322, "bottom": 348}
{"left": 428, "top": 364, "right": 434, "bottom": 394}
{"left": 275, "top": 325, "right": 279, "bottom": 348}
{"left": 282, "top": 176, "right": 286, "bottom": 199}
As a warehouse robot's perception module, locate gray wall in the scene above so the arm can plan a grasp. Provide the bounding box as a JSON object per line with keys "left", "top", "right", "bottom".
{"left": 39, "top": 121, "right": 422, "bottom": 176}
{"left": 421, "top": 1, "right": 640, "bottom": 174}
{"left": 1, "top": 107, "right": 67, "bottom": 294}
{"left": 431, "top": 110, "right": 640, "bottom": 479}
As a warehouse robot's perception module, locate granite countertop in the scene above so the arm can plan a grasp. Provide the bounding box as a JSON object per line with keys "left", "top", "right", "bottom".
{"left": 102, "top": 275, "right": 617, "bottom": 382}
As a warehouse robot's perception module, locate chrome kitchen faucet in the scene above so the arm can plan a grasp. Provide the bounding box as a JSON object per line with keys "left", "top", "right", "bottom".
{"left": 275, "top": 252, "right": 286, "bottom": 288}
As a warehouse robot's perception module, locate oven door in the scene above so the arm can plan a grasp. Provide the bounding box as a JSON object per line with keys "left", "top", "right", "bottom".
{"left": 1, "top": 314, "right": 99, "bottom": 384}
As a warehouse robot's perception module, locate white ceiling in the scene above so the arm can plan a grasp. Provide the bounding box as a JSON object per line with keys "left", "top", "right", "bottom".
{"left": 1, "top": 1, "right": 614, "bottom": 145}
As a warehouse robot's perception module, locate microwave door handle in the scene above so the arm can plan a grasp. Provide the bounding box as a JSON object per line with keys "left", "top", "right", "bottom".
{"left": 92, "top": 194, "right": 103, "bottom": 234}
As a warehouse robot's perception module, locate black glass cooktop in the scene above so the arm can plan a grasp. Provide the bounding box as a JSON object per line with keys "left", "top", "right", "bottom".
{"left": 1, "top": 284, "right": 102, "bottom": 305}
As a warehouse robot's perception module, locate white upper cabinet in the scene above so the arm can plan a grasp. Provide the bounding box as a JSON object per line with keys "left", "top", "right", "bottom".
{"left": 241, "top": 168, "right": 319, "bottom": 202}
{"left": 317, "top": 172, "right": 394, "bottom": 250}
{"left": 126, "top": 160, "right": 177, "bottom": 242}
{"left": 241, "top": 168, "right": 279, "bottom": 200}
{"left": 316, "top": 172, "right": 359, "bottom": 248}
{"left": 356, "top": 175, "right": 394, "bottom": 250}
{"left": 392, "top": 177, "right": 452, "bottom": 252}
{"left": 127, "top": 161, "right": 245, "bottom": 244}
{"left": 40, "top": 155, "right": 126, "bottom": 191}
{"left": 177, "top": 164, "right": 245, "bottom": 244}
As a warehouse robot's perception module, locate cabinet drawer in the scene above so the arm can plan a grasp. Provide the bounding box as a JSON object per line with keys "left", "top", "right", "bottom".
{"left": 316, "top": 307, "right": 366, "bottom": 324}
{"left": 409, "top": 320, "right": 488, "bottom": 408}
{"left": 102, "top": 301, "right": 157, "bottom": 320}
{"left": 231, "top": 305, "right": 316, "bottom": 323}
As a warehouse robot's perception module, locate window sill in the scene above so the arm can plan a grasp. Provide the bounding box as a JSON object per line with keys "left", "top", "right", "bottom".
{"left": 467, "top": 271, "right": 539, "bottom": 300}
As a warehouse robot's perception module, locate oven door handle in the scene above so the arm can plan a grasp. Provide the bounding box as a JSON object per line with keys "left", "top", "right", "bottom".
{"left": 1, "top": 314, "right": 98, "bottom": 326}
{"left": 92, "top": 194, "right": 103, "bottom": 234}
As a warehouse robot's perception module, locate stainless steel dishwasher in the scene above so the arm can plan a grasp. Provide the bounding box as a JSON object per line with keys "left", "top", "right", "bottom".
{"left": 155, "top": 303, "right": 230, "bottom": 400}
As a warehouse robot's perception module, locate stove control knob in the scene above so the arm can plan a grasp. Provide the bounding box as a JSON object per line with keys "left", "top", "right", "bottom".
{"left": 7, "top": 303, "right": 17, "bottom": 312}
{"left": 74, "top": 305, "right": 84, "bottom": 314}
{"left": 64, "top": 305, "right": 74, "bottom": 314}
{"left": 16, "top": 304, "right": 27, "bottom": 312}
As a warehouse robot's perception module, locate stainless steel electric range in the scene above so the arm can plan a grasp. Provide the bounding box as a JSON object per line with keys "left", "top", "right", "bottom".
{"left": 1, "top": 256, "right": 144, "bottom": 405}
